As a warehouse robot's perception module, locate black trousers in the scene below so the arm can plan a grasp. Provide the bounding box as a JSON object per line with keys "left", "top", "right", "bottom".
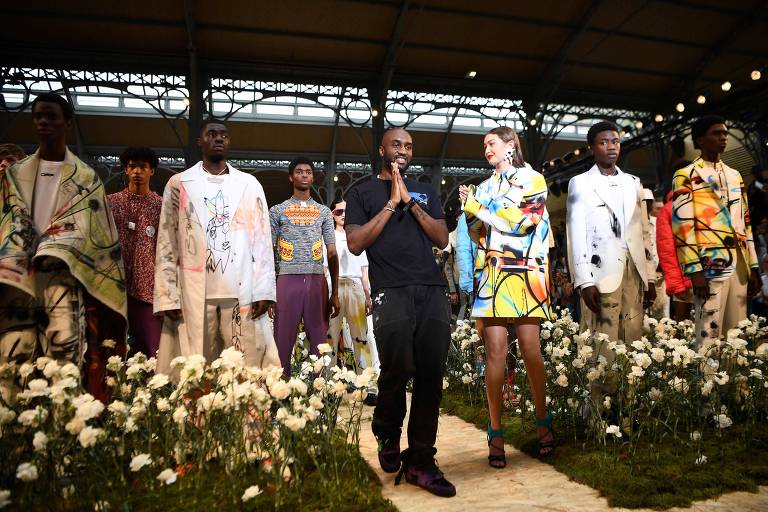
{"left": 370, "top": 285, "right": 451, "bottom": 455}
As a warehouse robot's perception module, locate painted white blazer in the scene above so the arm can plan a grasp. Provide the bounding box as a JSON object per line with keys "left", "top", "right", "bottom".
{"left": 566, "top": 165, "right": 655, "bottom": 294}
{"left": 153, "top": 162, "right": 279, "bottom": 373}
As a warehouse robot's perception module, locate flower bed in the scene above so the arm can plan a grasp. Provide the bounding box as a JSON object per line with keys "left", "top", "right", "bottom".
{"left": 0, "top": 346, "right": 394, "bottom": 511}
{"left": 443, "top": 312, "right": 768, "bottom": 508}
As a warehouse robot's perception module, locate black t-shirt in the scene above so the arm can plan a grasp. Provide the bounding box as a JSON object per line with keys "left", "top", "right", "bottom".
{"left": 345, "top": 176, "right": 446, "bottom": 292}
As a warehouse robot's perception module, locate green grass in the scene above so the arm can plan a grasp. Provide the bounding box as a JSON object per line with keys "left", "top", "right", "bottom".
{"left": 441, "top": 392, "right": 768, "bottom": 509}
{"left": 6, "top": 445, "right": 396, "bottom": 512}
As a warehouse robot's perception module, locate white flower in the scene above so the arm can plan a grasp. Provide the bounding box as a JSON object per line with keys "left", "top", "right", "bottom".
{"left": 461, "top": 375, "right": 473, "bottom": 384}
{"left": 172, "top": 406, "right": 188, "bottom": 425}
{"left": 106, "top": 356, "right": 123, "bottom": 372}
{"left": 701, "top": 380, "right": 714, "bottom": 397}
{"left": 57, "top": 362, "right": 79, "bottom": 379}
{"left": 129, "top": 453, "right": 152, "bottom": 472}
{"left": 217, "top": 347, "right": 245, "bottom": 369}
{"left": 462, "top": 363, "right": 472, "bottom": 372}
{"left": 75, "top": 399, "right": 105, "bottom": 421}
{"left": 690, "top": 430, "right": 701, "bottom": 441}
{"left": 0, "top": 489, "right": 10, "bottom": 508}
{"left": 308, "top": 395, "right": 324, "bottom": 410}
{"left": 156, "top": 398, "right": 170, "bottom": 412}
{"left": 156, "top": 468, "right": 177, "bottom": 485}
{"left": 605, "top": 425, "right": 622, "bottom": 438}
{"left": 288, "top": 378, "right": 308, "bottom": 395}
{"left": 571, "top": 358, "right": 585, "bottom": 369}
{"left": 18, "top": 363, "right": 34, "bottom": 379}
{"left": 649, "top": 387, "right": 663, "bottom": 401}
{"left": 17, "top": 406, "right": 48, "bottom": 428}
{"left": 101, "top": 339, "right": 117, "bottom": 349}
{"left": 108, "top": 401, "right": 129, "bottom": 417}
{"left": 442, "top": 378, "right": 449, "bottom": 390}
{"left": 317, "top": 343, "right": 333, "bottom": 355}
{"left": 65, "top": 417, "right": 86, "bottom": 435}
{"left": 332, "top": 380, "right": 346, "bottom": 396}
{"left": 713, "top": 372, "right": 729, "bottom": 386}
{"left": 283, "top": 415, "right": 307, "bottom": 431}
{"left": 269, "top": 380, "right": 290, "bottom": 400}
{"left": 32, "top": 431, "right": 48, "bottom": 452}
{"left": 0, "top": 406, "right": 16, "bottom": 426}
{"left": 555, "top": 374, "right": 568, "bottom": 387}
{"left": 24, "top": 379, "right": 51, "bottom": 398}
{"left": 541, "top": 330, "right": 551, "bottom": 340}
{"left": 16, "top": 462, "right": 38, "bottom": 482}
{"left": 651, "top": 347, "right": 666, "bottom": 363}
{"left": 242, "top": 485, "right": 263, "bottom": 502}
{"left": 715, "top": 414, "right": 732, "bottom": 429}
{"left": 147, "top": 373, "right": 170, "bottom": 389}
{"left": 750, "top": 368, "right": 764, "bottom": 380}
{"left": 603, "top": 396, "right": 611, "bottom": 410}
{"left": 695, "top": 454, "right": 707, "bottom": 465}
{"left": 78, "top": 426, "right": 104, "bottom": 448}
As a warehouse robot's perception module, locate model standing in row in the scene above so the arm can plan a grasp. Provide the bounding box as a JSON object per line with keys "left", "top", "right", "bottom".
{"left": 460, "top": 126, "right": 553, "bottom": 467}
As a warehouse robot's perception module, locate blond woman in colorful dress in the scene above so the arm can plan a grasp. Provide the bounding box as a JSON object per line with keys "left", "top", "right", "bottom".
{"left": 459, "top": 127, "right": 553, "bottom": 468}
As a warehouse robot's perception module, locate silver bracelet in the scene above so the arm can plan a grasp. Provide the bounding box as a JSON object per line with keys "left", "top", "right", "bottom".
{"left": 384, "top": 206, "right": 395, "bottom": 213}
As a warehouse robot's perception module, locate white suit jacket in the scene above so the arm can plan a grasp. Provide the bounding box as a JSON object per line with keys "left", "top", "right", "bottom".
{"left": 153, "top": 162, "right": 279, "bottom": 372}
{"left": 566, "top": 165, "right": 655, "bottom": 294}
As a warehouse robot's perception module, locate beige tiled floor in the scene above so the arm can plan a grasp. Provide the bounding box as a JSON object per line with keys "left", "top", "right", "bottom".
{"left": 357, "top": 403, "right": 768, "bottom": 512}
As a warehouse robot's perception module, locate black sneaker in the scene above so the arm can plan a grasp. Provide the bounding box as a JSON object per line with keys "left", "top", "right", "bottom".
{"left": 376, "top": 436, "right": 401, "bottom": 473}
{"left": 363, "top": 393, "right": 378, "bottom": 407}
{"left": 395, "top": 449, "right": 456, "bottom": 497}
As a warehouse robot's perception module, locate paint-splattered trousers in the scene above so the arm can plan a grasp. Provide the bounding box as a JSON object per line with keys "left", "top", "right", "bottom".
{"left": 0, "top": 261, "right": 125, "bottom": 403}
{"left": 274, "top": 273, "right": 328, "bottom": 377}
{"left": 200, "top": 298, "right": 250, "bottom": 361}
{"left": 693, "top": 250, "right": 749, "bottom": 350}
{"left": 579, "top": 256, "right": 643, "bottom": 403}
{"left": 327, "top": 277, "right": 378, "bottom": 389}
{"left": 370, "top": 285, "right": 451, "bottom": 456}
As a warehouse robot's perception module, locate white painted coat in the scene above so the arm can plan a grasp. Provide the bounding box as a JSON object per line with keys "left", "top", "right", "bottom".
{"left": 566, "top": 165, "right": 655, "bottom": 293}
{"left": 153, "top": 163, "right": 279, "bottom": 373}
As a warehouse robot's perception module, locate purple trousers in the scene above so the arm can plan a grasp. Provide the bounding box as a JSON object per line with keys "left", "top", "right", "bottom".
{"left": 274, "top": 274, "right": 328, "bottom": 376}
{"left": 127, "top": 295, "right": 163, "bottom": 358}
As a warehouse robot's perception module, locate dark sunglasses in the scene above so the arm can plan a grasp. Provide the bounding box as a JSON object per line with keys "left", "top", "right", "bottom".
{"left": 332, "top": 208, "right": 345, "bottom": 215}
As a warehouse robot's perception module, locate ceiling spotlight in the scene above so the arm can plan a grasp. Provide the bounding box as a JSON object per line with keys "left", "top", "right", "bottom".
{"left": 333, "top": 175, "right": 338, "bottom": 182}
{"left": 573, "top": 148, "right": 581, "bottom": 156}
{"left": 654, "top": 114, "right": 664, "bottom": 122}
{"left": 675, "top": 103, "right": 685, "bottom": 113}
{"left": 721, "top": 81, "right": 732, "bottom": 92}
{"left": 696, "top": 95, "right": 706, "bottom": 104}
{"left": 441, "top": 178, "right": 446, "bottom": 185}
{"left": 635, "top": 120, "right": 643, "bottom": 129}
{"left": 530, "top": 119, "right": 537, "bottom": 126}
{"left": 751, "top": 70, "right": 761, "bottom": 81}
{"left": 465, "top": 70, "right": 477, "bottom": 79}
{"left": 371, "top": 108, "right": 379, "bottom": 117}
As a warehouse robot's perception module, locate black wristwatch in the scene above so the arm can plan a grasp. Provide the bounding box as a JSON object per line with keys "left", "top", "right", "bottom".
{"left": 404, "top": 198, "right": 416, "bottom": 212}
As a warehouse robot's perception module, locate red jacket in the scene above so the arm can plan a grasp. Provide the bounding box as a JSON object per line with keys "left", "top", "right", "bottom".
{"left": 657, "top": 192, "right": 692, "bottom": 296}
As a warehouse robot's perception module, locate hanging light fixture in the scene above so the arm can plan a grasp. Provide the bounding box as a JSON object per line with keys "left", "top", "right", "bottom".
{"left": 751, "top": 69, "right": 762, "bottom": 81}
{"left": 721, "top": 81, "right": 732, "bottom": 91}
{"left": 675, "top": 103, "right": 685, "bottom": 113}
{"left": 654, "top": 114, "right": 664, "bottom": 123}
{"left": 696, "top": 95, "right": 706, "bottom": 104}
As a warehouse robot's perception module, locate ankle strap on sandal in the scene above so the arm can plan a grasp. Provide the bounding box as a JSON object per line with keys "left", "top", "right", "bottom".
{"left": 535, "top": 411, "right": 553, "bottom": 427}
{"left": 487, "top": 424, "right": 505, "bottom": 440}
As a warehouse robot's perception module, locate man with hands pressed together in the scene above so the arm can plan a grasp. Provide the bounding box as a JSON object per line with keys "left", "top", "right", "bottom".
{"left": 671, "top": 115, "right": 760, "bottom": 348}
{"left": 344, "top": 128, "right": 455, "bottom": 498}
